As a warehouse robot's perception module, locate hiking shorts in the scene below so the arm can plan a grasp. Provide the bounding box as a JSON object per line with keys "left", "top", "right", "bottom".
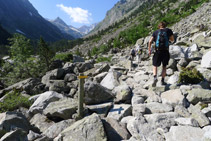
{"left": 153, "top": 50, "right": 170, "bottom": 67}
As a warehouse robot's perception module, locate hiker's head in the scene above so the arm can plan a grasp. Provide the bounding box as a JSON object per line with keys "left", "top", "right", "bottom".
{"left": 158, "top": 22, "right": 167, "bottom": 29}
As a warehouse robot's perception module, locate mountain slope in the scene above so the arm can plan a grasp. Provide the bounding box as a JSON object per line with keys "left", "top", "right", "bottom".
{"left": 0, "top": 24, "right": 11, "bottom": 45}
{"left": 91, "top": 0, "right": 147, "bottom": 33}
{"left": 50, "top": 17, "right": 82, "bottom": 39}
{"left": 0, "top": 0, "right": 74, "bottom": 41}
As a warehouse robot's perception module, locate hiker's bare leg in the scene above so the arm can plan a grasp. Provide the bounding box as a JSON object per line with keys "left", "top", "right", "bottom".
{"left": 161, "top": 66, "right": 167, "bottom": 78}
{"left": 153, "top": 66, "right": 157, "bottom": 76}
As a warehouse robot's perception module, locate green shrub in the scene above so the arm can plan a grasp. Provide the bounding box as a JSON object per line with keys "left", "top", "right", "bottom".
{"left": 54, "top": 52, "right": 73, "bottom": 62}
{"left": 178, "top": 68, "right": 204, "bottom": 84}
{"left": 96, "top": 56, "right": 112, "bottom": 63}
{"left": 0, "top": 91, "right": 32, "bottom": 113}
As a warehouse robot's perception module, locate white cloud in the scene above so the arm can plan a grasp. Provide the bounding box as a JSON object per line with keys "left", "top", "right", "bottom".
{"left": 57, "top": 4, "right": 92, "bottom": 24}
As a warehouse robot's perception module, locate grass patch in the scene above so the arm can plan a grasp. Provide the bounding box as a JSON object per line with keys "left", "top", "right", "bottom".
{"left": 0, "top": 91, "right": 32, "bottom": 113}
{"left": 96, "top": 56, "right": 112, "bottom": 63}
{"left": 54, "top": 52, "right": 73, "bottom": 62}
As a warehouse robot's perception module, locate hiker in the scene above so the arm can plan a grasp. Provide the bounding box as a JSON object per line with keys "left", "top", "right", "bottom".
{"left": 148, "top": 22, "right": 174, "bottom": 86}
{"left": 130, "top": 48, "right": 136, "bottom": 61}
{"left": 135, "top": 44, "right": 142, "bottom": 64}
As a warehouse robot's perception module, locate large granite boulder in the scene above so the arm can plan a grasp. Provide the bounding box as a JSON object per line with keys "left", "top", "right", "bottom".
{"left": 28, "top": 91, "right": 64, "bottom": 115}
{"left": 169, "top": 45, "right": 185, "bottom": 60}
{"left": 103, "top": 118, "right": 131, "bottom": 140}
{"left": 0, "top": 129, "right": 28, "bottom": 141}
{"left": 43, "top": 119, "right": 75, "bottom": 139}
{"left": 43, "top": 98, "right": 77, "bottom": 120}
{"left": 0, "top": 112, "right": 31, "bottom": 137}
{"left": 112, "top": 84, "right": 132, "bottom": 103}
{"left": 161, "top": 89, "right": 187, "bottom": 107}
{"left": 86, "top": 102, "right": 113, "bottom": 118}
{"left": 30, "top": 113, "right": 54, "bottom": 133}
{"left": 0, "top": 78, "right": 44, "bottom": 97}
{"left": 55, "top": 113, "right": 107, "bottom": 141}
{"left": 100, "top": 69, "right": 122, "bottom": 90}
{"left": 165, "top": 126, "right": 205, "bottom": 141}
{"left": 84, "top": 80, "right": 114, "bottom": 105}
{"left": 201, "top": 50, "right": 211, "bottom": 69}
{"left": 186, "top": 88, "right": 211, "bottom": 105}
{"left": 144, "top": 112, "right": 179, "bottom": 129}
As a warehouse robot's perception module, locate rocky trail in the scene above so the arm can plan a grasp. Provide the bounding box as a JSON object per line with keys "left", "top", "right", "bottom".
{"left": 0, "top": 2, "right": 211, "bottom": 141}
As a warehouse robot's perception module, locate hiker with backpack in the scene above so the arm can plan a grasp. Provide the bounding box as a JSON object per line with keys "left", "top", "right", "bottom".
{"left": 148, "top": 22, "right": 174, "bottom": 87}
{"left": 130, "top": 48, "right": 136, "bottom": 61}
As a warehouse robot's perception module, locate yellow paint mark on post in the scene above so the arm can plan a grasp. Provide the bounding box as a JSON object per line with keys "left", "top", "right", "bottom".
{"left": 78, "top": 76, "right": 88, "bottom": 79}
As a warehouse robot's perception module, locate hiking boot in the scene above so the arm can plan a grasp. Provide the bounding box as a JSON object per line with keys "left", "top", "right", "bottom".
{"left": 152, "top": 78, "right": 158, "bottom": 87}
{"left": 161, "top": 81, "right": 167, "bottom": 85}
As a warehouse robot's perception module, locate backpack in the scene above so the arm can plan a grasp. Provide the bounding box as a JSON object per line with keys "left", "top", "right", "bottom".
{"left": 130, "top": 49, "right": 136, "bottom": 56}
{"left": 155, "top": 29, "right": 169, "bottom": 50}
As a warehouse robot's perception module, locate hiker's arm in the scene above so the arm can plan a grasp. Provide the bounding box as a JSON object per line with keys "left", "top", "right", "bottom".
{"left": 169, "top": 35, "right": 174, "bottom": 43}
{"left": 148, "top": 37, "right": 154, "bottom": 56}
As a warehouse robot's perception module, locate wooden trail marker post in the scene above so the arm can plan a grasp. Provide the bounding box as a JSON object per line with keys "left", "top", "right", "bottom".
{"left": 78, "top": 73, "right": 88, "bottom": 119}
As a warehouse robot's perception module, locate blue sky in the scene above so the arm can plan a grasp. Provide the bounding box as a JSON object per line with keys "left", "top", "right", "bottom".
{"left": 29, "top": 0, "right": 120, "bottom": 28}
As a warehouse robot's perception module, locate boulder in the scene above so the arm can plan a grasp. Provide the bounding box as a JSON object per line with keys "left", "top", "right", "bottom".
{"left": 186, "top": 88, "right": 211, "bottom": 105}
{"left": 203, "top": 126, "right": 211, "bottom": 140}
{"left": 93, "top": 72, "right": 108, "bottom": 83}
{"left": 107, "top": 104, "right": 132, "bottom": 121}
{"left": 165, "top": 126, "right": 205, "bottom": 141}
{"left": 167, "top": 72, "right": 179, "bottom": 85}
{"left": 201, "top": 50, "right": 211, "bottom": 69}
{"left": 0, "top": 78, "right": 44, "bottom": 97}
{"left": 202, "top": 106, "right": 211, "bottom": 118}
{"left": 126, "top": 117, "right": 164, "bottom": 141}
{"left": 84, "top": 80, "right": 114, "bottom": 105}
{"left": 43, "top": 119, "right": 75, "bottom": 139}
{"left": 27, "top": 130, "right": 42, "bottom": 141}
{"left": 133, "top": 88, "right": 161, "bottom": 103}
{"left": 76, "top": 62, "right": 94, "bottom": 72}
{"left": 28, "top": 91, "right": 64, "bottom": 115}
{"left": 132, "top": 104, "right": 146, "bottom": 117}
{"left": 143, "top": 102, "right": 173, "bottom": 114}
{"left": 49, "top": 80, "right": 70, "bottom": 93}
{"left": 100, "top": 69, "right": 122, "bottom": 90}
{"left": 161, "top": 89, "right": 187, "bottom": 107}
{"left": 175, "top": 117, "right": 199, "bottom": 127}
{"left": 64, "top": 73, "right": 77, "bottom": 82}
{"left": 94, "top": 63, "right": 110, "bottom": 75}
{"left": 0, "top": 129, "right": 27, "bottom": 141}
{"left": 73, "top": 55, "right": 84, "bottom": 63}
{"left": 174, "top": 105, "right": 191, "bottom": 117}
{"left": 169, "top": 45, "right": 185, "bottom": 60}
{"left": 56, "top": 113, "right": 107, "bottom": 141}
{"left": 144, "top": 112, "right": 179, "bottom": 129}
{"left": 41, "top": 69, "right": 65, "bottom": 87}
{"left": 112, "top": 84, "right": 132, "bottom": 103}
{"left": 43, "top": 98, "right": 78, "bottom": 120}
{"left": 0, "top": 112, "right": 31, "bottom": 136}
{"left": 131, "top": 95, "right": 145, "bottom": 106}
{"left": 30, "top": 113, "right": 54, "bottom": 133}
{"left": 86, "top": 102, "right": 113, "bottom": 118}
{"left": 188, "top": 104, "right": 210, "bottom": 127}
{"left": 103, "top": 118, "right": 131, "bottom": 140}
{"left": 185, "top": 44, "right": 202, "bottom": 59}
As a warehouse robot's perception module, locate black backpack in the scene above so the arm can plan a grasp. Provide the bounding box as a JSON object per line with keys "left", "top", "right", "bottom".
{"left": 155, "top": 29, "right": 169, "bottom": 50}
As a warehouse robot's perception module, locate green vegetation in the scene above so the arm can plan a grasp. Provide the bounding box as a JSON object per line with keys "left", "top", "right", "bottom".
{"left": 96, "top": 56, "right": 112, "bottom": 63}
{"left": 0, "top": 34, "right": 55, "bottom": 86}
{"left": 178, "top": 68, "right": 204, "bottom": 84}
{"left": 54, "top": 52, "right": 73, "bottom": 62}
{"left": 0, "top": 90, "right": 32, "bottom": 113}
